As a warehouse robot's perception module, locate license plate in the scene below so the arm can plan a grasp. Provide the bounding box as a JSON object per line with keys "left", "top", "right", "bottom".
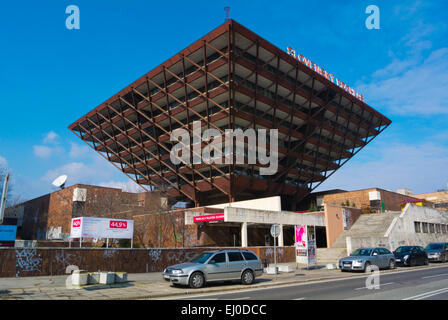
{"left": 395, "top": 259, "right": 401, "bottom": 262}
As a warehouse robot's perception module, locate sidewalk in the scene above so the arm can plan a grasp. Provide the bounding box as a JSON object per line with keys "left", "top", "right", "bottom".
{"left": 0, "top": 263, "right": 361, "bottom": 300}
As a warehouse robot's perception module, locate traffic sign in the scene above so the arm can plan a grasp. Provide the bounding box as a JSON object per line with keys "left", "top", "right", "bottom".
{"left": 270, "top": 224, "right": 281, "bottom": 238}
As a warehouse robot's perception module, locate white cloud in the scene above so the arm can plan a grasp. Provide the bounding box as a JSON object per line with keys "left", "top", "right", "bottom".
{"left": 99, "top": 180, "right": 146, "bottom": 193}
{"left": 359, "top": 48, "right": 448, "bottom": 116}
{"left": 69, "top": 142, "right": 90, "bottom": 158}
{"left": 33, "top": 145, "right": 55, "bottom": 158}
{"left": 43, "top": 131, "right": 59, "bottom": 144}
{"left": 0, "top": 155, "right": 7, "bottom": 168}
{"left": 316, "top": 140, "right": 448, "bottom": 194}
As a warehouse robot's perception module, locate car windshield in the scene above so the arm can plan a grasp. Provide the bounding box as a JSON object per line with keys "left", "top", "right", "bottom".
{"left": 350, "top": 248, "right": 372, "bottom": 256}
{"left": 426, "top": 243, "right": 444, "bottom": 251}
{"left": 395, "top": 246, "right": 413, "bottom": 253}
{"left": 189, "top": 252, "right": 214, "bottom": 264}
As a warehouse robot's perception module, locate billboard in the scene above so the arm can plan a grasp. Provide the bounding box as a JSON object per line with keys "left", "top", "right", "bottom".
{"left": 0, "top": 225, "right": 17, "bottom": 247}
{"left": 70, "top": 217, "right": 134, "bottom": 239}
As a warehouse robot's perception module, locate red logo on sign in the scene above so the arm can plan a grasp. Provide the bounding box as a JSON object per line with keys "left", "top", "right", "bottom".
{"left": 72, "top": 219, "right": 81, "bottom": 227}
{"left": 110, "top": 220, "right": 127, "bottom": 229}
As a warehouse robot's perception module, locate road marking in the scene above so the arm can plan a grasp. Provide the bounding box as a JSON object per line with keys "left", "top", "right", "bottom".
{"left": 229, "top": 296, "right": 251, "bottom": 300}
{"left": 293, "top": 297, "right": 305, "bottom": 300}
{"left": 414, "top": 289, "right": 448, "bottom": 300}
{"left": 158, "top": 265, "right": 448, "bottom": 300}
{"left": 422, "top": 274, "right": 448, "bottom": 279}
{"left": 403, "top": 287, "right": 448, "bottom": 300}
{"left": 354, "top": 282, "right": 394, "bottom": 290}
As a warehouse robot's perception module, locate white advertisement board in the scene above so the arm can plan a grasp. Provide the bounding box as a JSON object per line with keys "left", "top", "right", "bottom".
{"left": 70, "top": 217, "right": 134, "bottom": 239}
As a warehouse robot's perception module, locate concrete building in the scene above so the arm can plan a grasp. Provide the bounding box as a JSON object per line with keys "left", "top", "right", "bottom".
{"left": 330, "top": 204, "right": 448, "bottom": 254}
{"left": 322, "top": 188, "right": 423, "bottom": 213}
{"left": 68, "top": 19, "right": 391, "bottom": 210}
{"left": 412, "top": 190, "right": 448, "bottom": 210}
{"left": 4, "top": 184, "right": 166, "bottom": 241}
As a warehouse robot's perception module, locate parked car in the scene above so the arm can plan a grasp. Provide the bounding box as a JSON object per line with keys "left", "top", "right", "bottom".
{"left": 425, "top": 243, "right": 448, "bottom": 263}
{"left": 162, "top": 250, "right": 263, "bottom": 288}
{"left": 393, "top": 246, "right": 428, "bottom": 266}
{"left": 339, "top": 247, "right": 396, "bottom": 272}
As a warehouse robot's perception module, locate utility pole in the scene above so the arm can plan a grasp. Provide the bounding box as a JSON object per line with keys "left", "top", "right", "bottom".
{"left": 224, "top": 7, "right": 230, "bottom": 22}
{"left": 0, "top": 173, "right": 10, "bottom": 224}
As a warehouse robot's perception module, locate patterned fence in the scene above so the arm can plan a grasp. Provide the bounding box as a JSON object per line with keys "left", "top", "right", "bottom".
{"left": 0, "top": 246, "right": 295, "bottom": 277}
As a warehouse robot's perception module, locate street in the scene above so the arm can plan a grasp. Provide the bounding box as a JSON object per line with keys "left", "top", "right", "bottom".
{"left": 168, "top": 264, "right": 448, "bottom": 300}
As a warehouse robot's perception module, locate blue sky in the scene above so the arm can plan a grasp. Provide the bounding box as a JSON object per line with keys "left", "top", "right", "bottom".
{"left": 1, "top": 0, "right": 447, "bottom": 201}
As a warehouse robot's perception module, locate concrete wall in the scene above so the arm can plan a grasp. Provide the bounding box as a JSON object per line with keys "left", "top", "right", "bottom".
{"left": 224, "top": 207, "right": 325, "bottom": 226}
{"left": 0, "top": 246, "right": 295, "bottom": 278}
{"left": 207, "top": 196, "right": 282, "bottom": 211}
{"left": 324, "top": 204, "right": 362, "bottom": 248}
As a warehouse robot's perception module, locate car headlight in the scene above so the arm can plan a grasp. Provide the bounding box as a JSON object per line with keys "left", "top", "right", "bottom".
{"left": 352, "top": 260, "right": 363, "bottom": 266}
{"left": 172, "top": 269, "right": 184, "bottom": 275}
{"left": 433, "top": 252, "right": 441, "bottom": 256}
{"left": 403, "top": 255, "right": 409, "bottom": 261}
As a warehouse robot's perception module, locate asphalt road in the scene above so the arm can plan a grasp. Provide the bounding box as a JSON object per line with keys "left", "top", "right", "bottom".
{"left": 172, "top": 264, "right": 448, "bottom": 300}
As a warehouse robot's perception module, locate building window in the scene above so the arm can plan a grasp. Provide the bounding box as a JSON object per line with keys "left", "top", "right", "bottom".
{"left": 422, "top": 222, "right": 428, "bottom": 233}
{"left": 429, "top": 223, "right": 435, "bottom": 233}
{"left": 414, "top": 222, "right": 421, "bottom": 233}
{"left": 443, "top": 225, "right": 448, "bottom": 234}
{"left": 436, "top": 224, "right": 441, "bottom": 233}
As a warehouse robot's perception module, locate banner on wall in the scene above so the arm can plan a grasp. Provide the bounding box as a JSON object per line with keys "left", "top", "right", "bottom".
{"left": 70, "top": 217, "right": 134, "bottom": 239}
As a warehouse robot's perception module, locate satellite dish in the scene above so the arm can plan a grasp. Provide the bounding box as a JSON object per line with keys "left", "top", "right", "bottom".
{"left": 52, "top": 175, "right": 67, "bottom": 189}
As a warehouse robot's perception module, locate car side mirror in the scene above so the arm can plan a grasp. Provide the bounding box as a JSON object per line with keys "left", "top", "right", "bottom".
{"left": 373, "top": 252, "right": 378, "bottom": 256}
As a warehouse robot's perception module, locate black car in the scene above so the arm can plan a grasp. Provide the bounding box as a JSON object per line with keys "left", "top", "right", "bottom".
{"left": 393, "top": 246, "right": 428, "bottom": 267}
{"left": 425, "top": 243, "right": 448, "bottom": 262}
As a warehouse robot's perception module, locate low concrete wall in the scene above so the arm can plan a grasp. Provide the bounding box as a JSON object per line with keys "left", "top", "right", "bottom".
{"left": 0, "top": 246, "right": 295, "bottom": 278}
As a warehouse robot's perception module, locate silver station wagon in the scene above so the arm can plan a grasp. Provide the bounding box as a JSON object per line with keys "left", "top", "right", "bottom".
{"left": 162, "top": 250, "right": 263, "bottom": 288}
{"left": 339, "top": 247, "right": 396, "bottom": 272}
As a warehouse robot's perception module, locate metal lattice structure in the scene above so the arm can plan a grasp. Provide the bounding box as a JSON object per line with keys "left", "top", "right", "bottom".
{"left": 68, "top": 20, "right": 391, "bottom": 209}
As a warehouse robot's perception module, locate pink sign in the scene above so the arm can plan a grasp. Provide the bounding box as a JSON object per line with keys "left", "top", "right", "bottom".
{"left": 295, "top": 225, "right": 307, "bottom": 248}
{"left": 193, "top": 214, "right": 225, "bottom": 223}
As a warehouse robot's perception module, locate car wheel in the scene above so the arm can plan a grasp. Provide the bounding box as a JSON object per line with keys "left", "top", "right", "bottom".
{"left": 424, "top": 258, "right": 429, "bottom": 265}
{"left": 389, "top": 259, "right": 396, "bottom": 270}
{"left": 364, "top": 261, "right": 371, "bottom": 273}
{"left": 410, "top": 258, "right": 416, "bottom": 267}
{"left": 443, "top": 255, "right": 447, "bottom": 263}
{"left": 189, "top": 272, "right": 205, "bottom": 289}
{"left": 241, "top": 269, "right": 254, "bottom": 285}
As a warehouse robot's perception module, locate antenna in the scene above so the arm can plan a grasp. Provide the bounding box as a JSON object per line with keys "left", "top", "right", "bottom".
{"left": 224, "top": 6, "right": 230, "bottom": 22}
{"left": 52, "top": 175, "right": 68, "bottom": 190}
{"left": 0, "top": 173, "right": 10, "bottom": 224}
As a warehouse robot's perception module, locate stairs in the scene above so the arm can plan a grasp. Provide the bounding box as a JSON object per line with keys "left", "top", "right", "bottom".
{"left": 316, "top": 248, "right": 347, "bottom": 263}
{"left": 331, "top": 211, "right": 402, "bottom": 249}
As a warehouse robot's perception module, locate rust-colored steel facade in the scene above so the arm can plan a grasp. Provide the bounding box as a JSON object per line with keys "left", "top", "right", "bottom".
{"left": 68, "top": 20, "right": 391, "bottom": 210}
